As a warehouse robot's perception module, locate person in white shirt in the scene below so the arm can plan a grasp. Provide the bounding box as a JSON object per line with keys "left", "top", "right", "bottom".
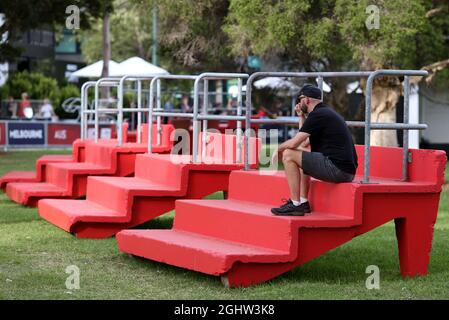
{"left": 38, "top": 99, "right": 56, "bottom": 120}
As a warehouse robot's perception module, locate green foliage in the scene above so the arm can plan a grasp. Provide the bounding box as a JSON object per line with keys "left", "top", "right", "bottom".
{"left": 334, "top": 0, "right": 427, "bottom": 69}
{"left": 3, "top": 71, "right": 83, "bottom": 119}
{"left": 154, "top": 0, "right": 236, "bottom": 71}
{"left": 226, "top": 0, "right": 448, "bottom": 73}
{"left": 5, "top": 71, "right": 59, "bottom": 104}
{"left": 0, "top": 0, "right": 114, "bottom": 62}
{"left": 4, "top": 73, "right": 32, "bottom": 99}
{"left": 83, "top": 0, "right": 237, "bottom": 72}
{"left": 123, "top": 92, "right": 135, "bottom": 109}
{"left": 81, "top": 0, "right": 152, "bottom": 64}
{"left": 59, "top": 84, "right": 80, "bottom": 102}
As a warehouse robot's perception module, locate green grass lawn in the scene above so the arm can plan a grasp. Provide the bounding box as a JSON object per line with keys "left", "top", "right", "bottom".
{"left": 0, "top": 149, "right": 448, "bottom": 300}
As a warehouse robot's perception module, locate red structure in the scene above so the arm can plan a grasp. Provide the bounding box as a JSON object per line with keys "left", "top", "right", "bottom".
{"left": 0, "top": 123, "right": 132, "bottom": 191}
{"left": 5, "top": 124, "right": 174, "bottom": 207}
{"left": 0, "top": 139, "right": 86, "bottom": 191}
{"left": 38, "top": 132, "right": 260, "bottom": 238}
{"left": 116, "top": 145, "right": 447, "bottom": 287}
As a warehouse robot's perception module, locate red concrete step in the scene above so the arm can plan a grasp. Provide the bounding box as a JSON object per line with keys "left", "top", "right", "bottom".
{"left": 38, "top": 132, "right": 261, "bottom": 238}
{"left": 5, "top": 124, "right": 175, "bottom": 206}
{"left": 45, "top": 162, "right": 109, "bottom": 189}
{"left": 39, "top": 199, "right": 125, "bottom": 232}
{"left": 0, "top": 171, "right": 37, "bottom": 190}
{"left": 172, "top": 199, "right": 355, "bottom": 252}
{"left": 5, "top": 182, "right": 66, "bottom": 206}
{"left": 0, "top": 140, "right": 86, "bottom": 190}
{"left": 117, "top": 229, "right": 289, "bottom": 276}
{"left": 117, "top": 146, "right": 447, "bottom": 287}
{"left": 85, "top": 176, "right": 180, "bottom": 213}
{"left": 38, "top": 155, "right": 252, "bottom": 238}
{"left": 5, "top": 143, "right": 140, "bottom": 206}
{"left": 0, "top": 122, "right": 169, "bottom": 192}
{"left": 227, "top": 170, "right": 359, "bottom": 222}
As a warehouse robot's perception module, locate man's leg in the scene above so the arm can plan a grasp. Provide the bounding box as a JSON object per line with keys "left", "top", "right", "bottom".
{"left": 282, "top": 149, "right": 303, "bottom": 202}
{"left": 271, "top": 148, "right": 311, "bottom": 216}
{"left": 300, "top": 168, "right": 310, "bottom": 200}
{"left": 297, "top": 145, "right": 311, "bottom": 202}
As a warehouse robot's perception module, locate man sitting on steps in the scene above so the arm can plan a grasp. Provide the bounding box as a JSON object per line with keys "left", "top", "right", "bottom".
{"left": 271, "top": 84, "right": 358, "bottom": 216}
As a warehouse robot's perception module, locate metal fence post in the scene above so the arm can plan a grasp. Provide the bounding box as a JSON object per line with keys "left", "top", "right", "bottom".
{"left": 403, "top": 76, "right": 410, "bottom": 181}
{"left": 117, "top": 79, "right": 124, "bottom": 146}
{"left": 364, "top": 73, "right": 376, "bottom": 183}
{"left": 148, "top": 78, "right": 155, "bottom": 153}
{"left": 156, "top": 79, "right": 162, "bottom": 145}
{"left": 245, "top": 74, "right": 255, "bottom": 171}
{"left": 137, "top": 79, "right": 142, "bottom": 143}
{"left": 192, "top": 77, "right": 201, "bottom": 163}
{"left": 236, "top": 78, "right": 243, "bottom": 163}
{"left": 202, "top": 79, "right": 209, "bottom": 159}
{"left": 80, "top": 81, "right": 96, "bottom": 140}
{"left": 94, "top": 81, "right": 100, "bottom": 143}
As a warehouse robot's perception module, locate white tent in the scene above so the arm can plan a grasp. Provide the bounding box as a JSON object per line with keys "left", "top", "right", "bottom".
{"left": 242, "top": 77, "right": 300, "bottom": 95}
{"left": 111, "top": 57, "right": 169, "bottom": 76}
{"left": 323, "top": 82, "right": 331, "bottom": 93}
{"left": 69, "top": 60, "right": 120, "bottom": 80}
{"left": 254, "top": 77, "right": 300, "bottom": 92}
{"left": 242, "top": 76, "right": 333, "bottom": 96}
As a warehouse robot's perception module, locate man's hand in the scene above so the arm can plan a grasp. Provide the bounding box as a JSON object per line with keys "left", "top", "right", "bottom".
{"left": 294, "top": 103, "right": 306, "bottom": 118}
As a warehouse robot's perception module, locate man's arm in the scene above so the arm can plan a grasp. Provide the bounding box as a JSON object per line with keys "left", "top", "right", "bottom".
{"left": 278, "top": 131, "right": 310, "bottom": 153}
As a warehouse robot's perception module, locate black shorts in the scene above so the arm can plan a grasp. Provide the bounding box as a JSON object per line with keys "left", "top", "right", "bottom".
{"left": 302, "top": 151, "right": 354, "bottom": 183}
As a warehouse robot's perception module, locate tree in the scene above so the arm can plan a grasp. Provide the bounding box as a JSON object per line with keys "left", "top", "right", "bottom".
{"left": 81, "top": 0, "right": 152, "bottom": 64}
{"left": 82, "top": 0, "right": 238, "bottom": 73}
{"left": 154, "top": 0, "right": 236, "bottom": 72}
{"left": 0, "top": 0, "right": 110, "bottom": 62}
{"left": 226, "top": 0, "right": 449, "bottom": 146}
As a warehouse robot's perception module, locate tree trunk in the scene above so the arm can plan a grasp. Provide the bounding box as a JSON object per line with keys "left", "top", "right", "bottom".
{"left": 101, "top": 13, "right": 111, "bottom": 100}
{"left": 370, "top": 84, "right": 401, "bottom": 147}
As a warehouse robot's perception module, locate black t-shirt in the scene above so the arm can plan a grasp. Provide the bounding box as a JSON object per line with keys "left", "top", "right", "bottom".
{"left": 299, "top": 103, "right": 358, "bottom": 175}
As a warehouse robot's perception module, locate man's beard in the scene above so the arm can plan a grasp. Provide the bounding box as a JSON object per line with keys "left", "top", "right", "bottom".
{"left": 300, "top": 103, "right": 308, "bottom": 114}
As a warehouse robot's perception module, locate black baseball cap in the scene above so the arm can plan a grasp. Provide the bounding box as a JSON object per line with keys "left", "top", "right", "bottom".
{"left": 296, "top": 84, "right": 322, "bottom": 103}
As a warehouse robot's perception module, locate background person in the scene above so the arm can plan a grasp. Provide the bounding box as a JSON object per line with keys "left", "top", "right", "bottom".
{"left": 38, "top": 98, "right": 56, "bottom": 121}
{"left": 18, "top": 92, "right": 32, "bottom": 119}
{"left": 179, "top": 95, "right": 192, "bottom": 113}
{"left": 7, "top": 96, "right": 17, "bottom": 118}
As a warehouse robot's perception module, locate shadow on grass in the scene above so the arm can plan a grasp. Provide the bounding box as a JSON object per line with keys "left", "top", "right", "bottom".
{"left": 117, "top": 219, "right": 449, "bottom": 291}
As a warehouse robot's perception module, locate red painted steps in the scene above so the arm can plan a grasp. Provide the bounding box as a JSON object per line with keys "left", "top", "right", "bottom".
{"left": 116, "top": 145, "right": 446, "bottom": 287}
{"left": 5, "top": 124, "right": 175, "bottom": 207}
{"left": 0, "top": 139, "right": 86, "bottom": 191}
{"left": 38, "top": 132, "right": 261, "bottom": 238}
{"left": 0, "top": 123, "right": 135, "bottom": 191}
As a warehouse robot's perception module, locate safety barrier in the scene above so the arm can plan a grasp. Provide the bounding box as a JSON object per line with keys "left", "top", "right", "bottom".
{"left": 244, "top": 70, "right": 428, "bottom": 183}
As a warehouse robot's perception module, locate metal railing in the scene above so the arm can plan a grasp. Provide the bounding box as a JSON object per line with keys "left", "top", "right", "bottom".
{"left": 244, "top": 70, "right": 429, "bottom": 183}
{"left": 364, "top": 70, "right": 428, "bottom": 182}
{"left": 80, "top": 80, "right": 122, "bottom": 140}
{"left": 148, "top": 74, "right": 198, "bottom": 153}
{"left": 116, "top": 76, "right": 159, "bottom": 146}
{"left": 81, "top": 76, "right": 157, "bottom": 145}
{"left": 147, "top": 73, "right": 249, "bottom": 162}
{"left": 192, "top": 73, "right": 248, "bottom": 163}
{"left": 80, "top": 70, "right": 428, "bottom": 184}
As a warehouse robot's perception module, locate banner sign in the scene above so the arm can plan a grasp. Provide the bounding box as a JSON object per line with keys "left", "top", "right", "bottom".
{"left": 86, "top": 125, "right": 114, "bottom": 140}
{"left": 7, "top": 122, "right": 45, "bottom": 146}
{"left": 48, "top": 123, "right": 80, "bottom": 145}
{"left": 0, "top": 121, "right": 116, "bottom": 149}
